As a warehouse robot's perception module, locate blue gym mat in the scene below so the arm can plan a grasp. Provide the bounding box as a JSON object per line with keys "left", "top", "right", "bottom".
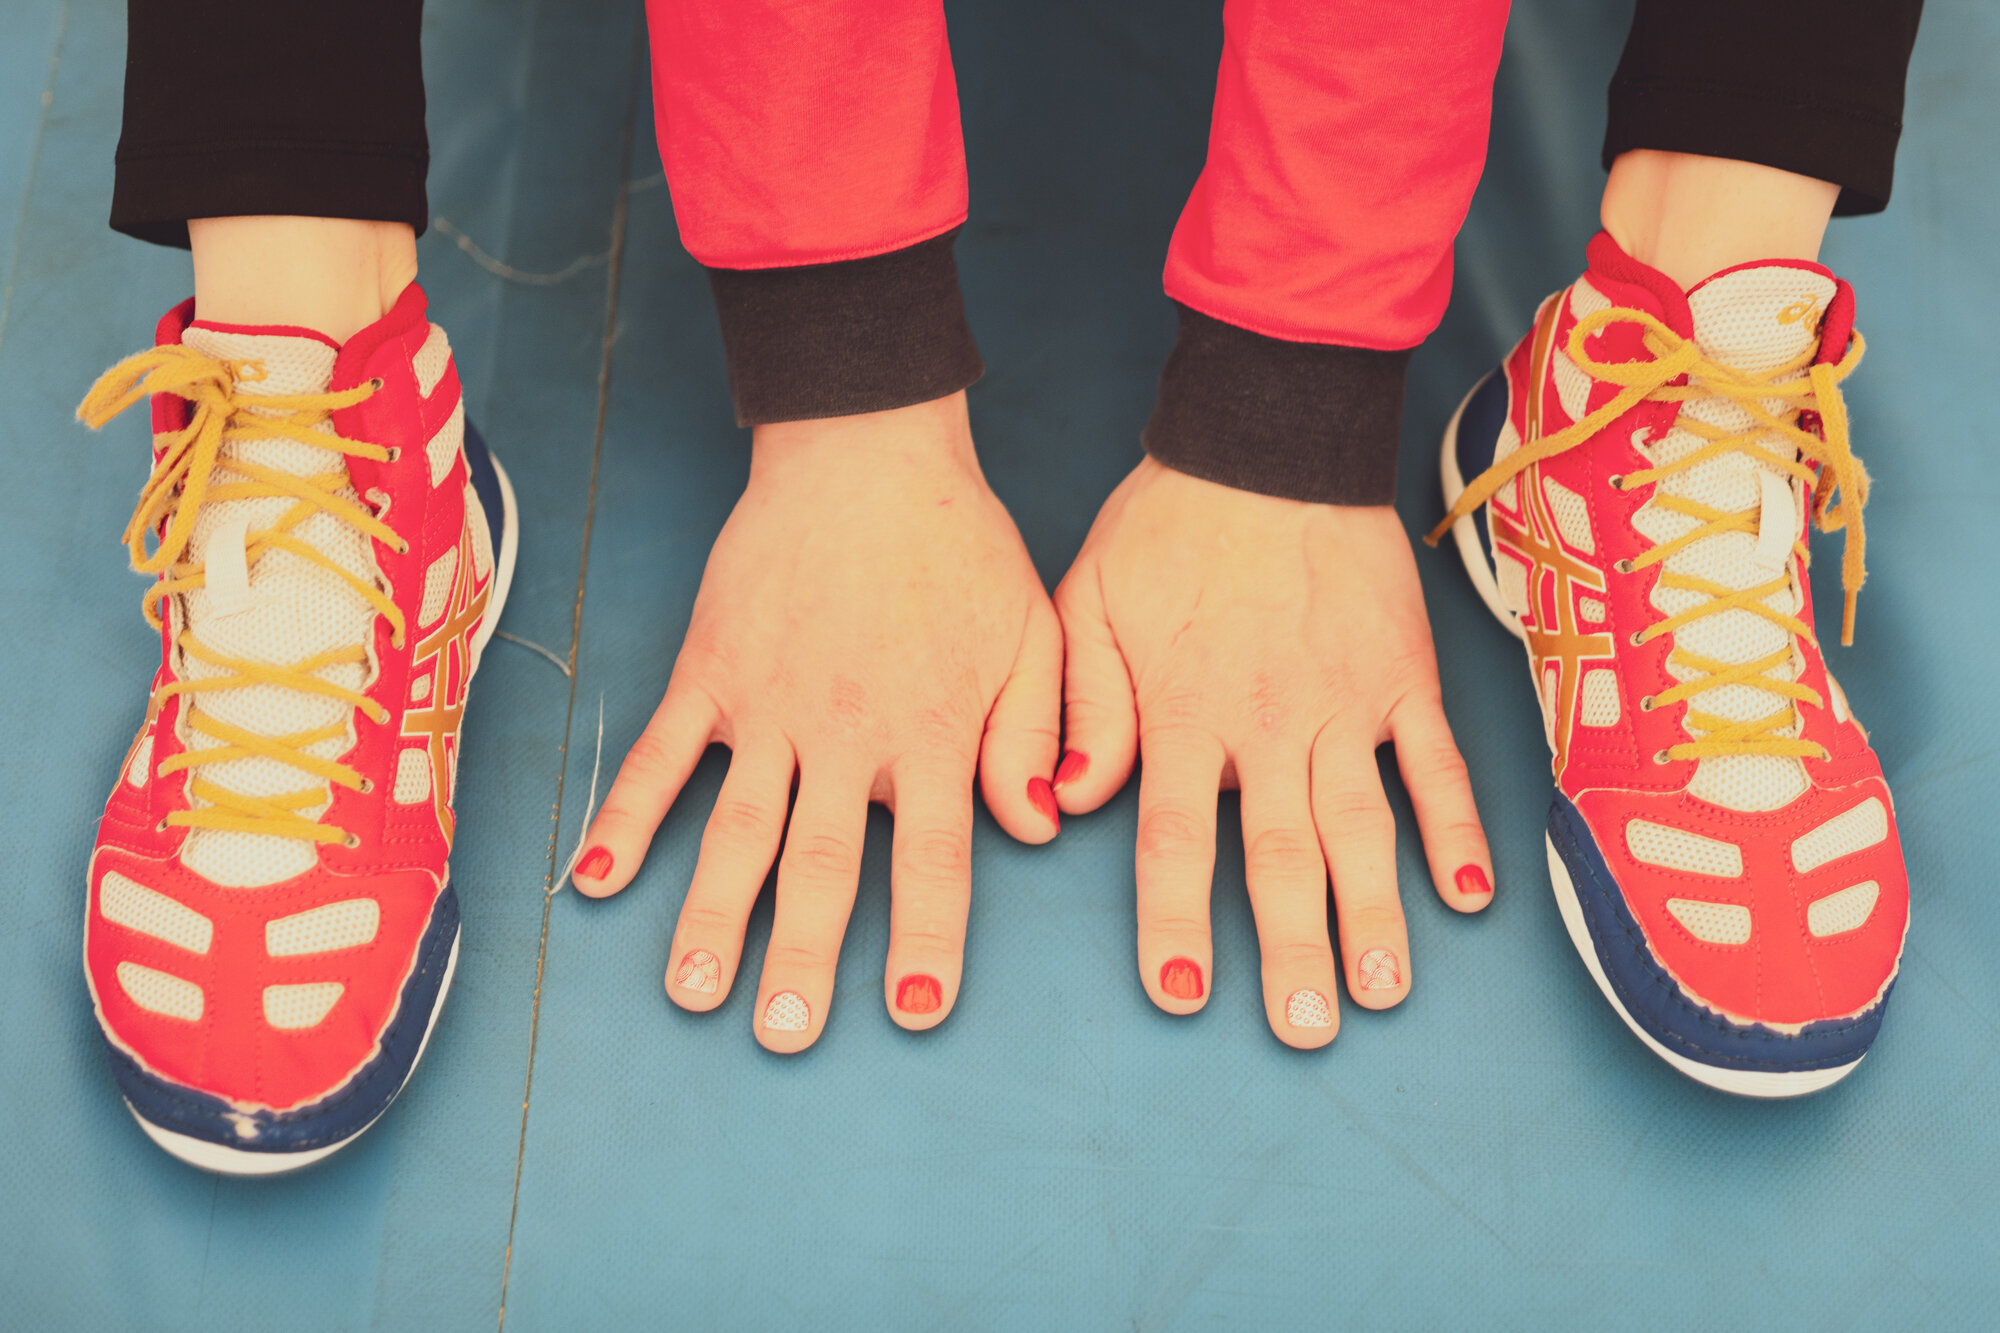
{"left": 3, "top": 1, "right": 1994, "bottom": 1326}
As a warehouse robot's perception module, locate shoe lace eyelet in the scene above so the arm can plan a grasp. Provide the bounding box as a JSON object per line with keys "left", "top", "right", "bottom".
{"left": 154, "top": 817, "right": 170, "bottom": 833}
{"left": 1614, "top": 558, "right": 1634, "bottom": 574}
{"left": 342, "top": 832, "right": 361, "bottom": 849}
{"left": 386, "top": 446, "right": 401, "bottom": 463}
{"left": 368, "top": 376, "right": 385, "bottom": 393}
{"left": 1638, "top": 695, "right": 1655, "bottom": 712}
{"left": 358, "top": 777, "right": 375, "bottom": 794}
{"left": 1652, "top": 749, "right": 1673, "bottom": 766}
{"left": 1628, "top": 631, "right": 1647, "bottom": 647}
{"left": 1607, "top": 474, "right": 1625, "bottom": 491}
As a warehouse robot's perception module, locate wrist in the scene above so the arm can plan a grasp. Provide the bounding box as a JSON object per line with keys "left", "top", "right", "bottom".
{"left": 748, "top": 390, "right": 980, "bottom": 481}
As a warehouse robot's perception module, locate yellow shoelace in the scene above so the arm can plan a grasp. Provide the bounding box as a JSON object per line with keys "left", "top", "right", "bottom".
{"left": 1426, "top": 306, "right": 1871, "bottom": 762}
{"left": 78, "top": 346, "right": 408, "bottom": 845}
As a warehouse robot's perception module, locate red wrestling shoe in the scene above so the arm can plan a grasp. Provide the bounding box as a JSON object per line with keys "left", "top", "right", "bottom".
{"left": 77, "top": 284, "right": 517, "bottom": 1170}
{"left": 1434, "top": 232, "right": 1908, "bottom": 1097}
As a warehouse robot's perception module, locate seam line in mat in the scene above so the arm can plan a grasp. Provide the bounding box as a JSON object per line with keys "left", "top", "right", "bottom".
{"left": 0, "top": 0, "right": 70, "bottom": 361}
{"left": 496, "top": 12, "right": 646, "bottom": 1328}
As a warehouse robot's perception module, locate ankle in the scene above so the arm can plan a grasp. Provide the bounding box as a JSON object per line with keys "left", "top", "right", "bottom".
{"left": 1601, "top": 150, "right": 1840, "bottom": 290}
{"left": 188, "top": 216, "right": 418, "bottom": 344}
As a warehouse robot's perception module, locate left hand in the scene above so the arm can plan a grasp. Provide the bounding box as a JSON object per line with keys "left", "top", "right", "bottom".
{"left": 1051, "top": 457, "right": 1493, "bottom": 1047}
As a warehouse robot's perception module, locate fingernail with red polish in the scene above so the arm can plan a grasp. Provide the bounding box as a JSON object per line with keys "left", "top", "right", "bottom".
{"left": 673, "top": 949, "right": 720, "bottom": 994}
{"left": 1053, "top": 750, "right": 1088, "bottom": 789}
{"left": 1455, "top": 864, "right": 1492, "bottom": 897}
{"left": 1027, "top": 776, "right": 1059, "bottom": 829}
{"left": 575, "top": 846, "right": 613, "bottom": 881}
{"left": 896, "top": 974, "right": 943, "bottom": 1015}
{"left": 1160, "top": 957, "right": 1204, "bottom": 1000}
{"left": 1358, "top": 948, "right": 1402, "bottom": 990}
{"left": 763, "top": 991, "right": 809, "bottom": 1032}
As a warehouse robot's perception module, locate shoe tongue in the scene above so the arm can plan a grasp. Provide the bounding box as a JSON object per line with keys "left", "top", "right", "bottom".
{"left": 1686, "top": 262, "right": 1836, "bottom": 374}
{"left": 182, "top": 325, "right": 342, "bottom": 478}
{"left": 173, "top": 323, "right": 377, "bottom": 887}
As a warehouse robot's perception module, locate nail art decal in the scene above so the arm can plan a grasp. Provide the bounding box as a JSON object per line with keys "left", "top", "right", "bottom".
{"left": 1160, "top": 957, "right": 1204, "bottom": 1000}
{"left": 896, "top": 973, "right": 942, "bottom": 1015}
{"left": 1026, "top": 776, "right": 1060, "bottom": 829}
{"left": 1358, "top": 948, "right": 1402, "bottom": 990}
{"left": 763, "top": 990, "right": 810, "bottom": 1032}
{"left": 1053, "top": 750, "right": 1088, "bottom": 788}
{"left": 1285, "top": 988, "right": 1333, "bottom": 1028}
{"left": 574, "top": 845, "right": 613, "bottom": 881}
{"left": 1454, "top": 864, "right": 1492, "bottom": 897}
{"left": 673, "top": 949, "right": 720, "bottom": 995}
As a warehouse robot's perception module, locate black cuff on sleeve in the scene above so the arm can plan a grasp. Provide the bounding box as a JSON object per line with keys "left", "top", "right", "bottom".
{"left": 705, "top": 227, "right": 985, "bottom": 426}
{"left": 1141, "top": 304, "right": 1409, "bottom": 506}
{"left": 1603, "top": 0, "right": 1924, "bottom": 217}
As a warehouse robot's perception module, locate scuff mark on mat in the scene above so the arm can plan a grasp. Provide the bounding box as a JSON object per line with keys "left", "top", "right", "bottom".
{"left": 552, "top": 693, "right": 606, "bottom": 894}
{"left": 434, "top": 215, "right": 610, "bottom": 287}
{"left": 494, "top": 630, "right": 573, "bottom": 679}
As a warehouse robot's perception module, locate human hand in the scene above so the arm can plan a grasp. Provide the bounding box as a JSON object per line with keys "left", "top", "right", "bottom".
{"left": 571, "top": 392, "right": 1062, "bottom": 1052}
{"left": 1052, "top": 458, "right": 1492, "bottom": 1047}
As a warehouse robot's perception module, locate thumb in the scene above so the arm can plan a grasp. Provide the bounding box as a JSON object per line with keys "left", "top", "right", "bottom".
{"left": 1050, "top": 562, "right": 1138, "bottom": 815}
{"left": 978, "top": 596, "right": 1065, "bottom": 843}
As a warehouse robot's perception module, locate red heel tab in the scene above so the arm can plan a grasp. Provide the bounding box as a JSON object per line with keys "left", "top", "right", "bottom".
{"left": 1585, "top": 230, "right": 1692, "bottom": 336}
{"left": 153, "top": 297, "right": 197, "bottom": 349}
{"left": 333, "top": 281, "right": 429, "bottom": 388}
{"left": 1816, "top": 280, "right": 1857, "bottom": 365}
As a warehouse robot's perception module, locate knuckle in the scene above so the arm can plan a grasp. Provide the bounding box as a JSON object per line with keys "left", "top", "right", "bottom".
{"left": 898, "top": 827, "right": 971, "bottom": 886}
{"left": 1244, "top": 827, "right": 1325, "bottom": 887}
{"left": 1337, "top": 901, "right": 1405, "bottom": 938}
{"left": 1316, "top": 792, "right": 1394, "bottom": 838}
{"left": 1140, "top": 911, "right": 1210, "bottom": 940}
{"left": 1262, "top": 939, "right": 1331, "bottom": 973}
{"left": 621, "top": 730, "right": 682, "bottom": 780}
{"left": 1135, "top": 804, "right": 1208, "bottom": 864}
{"left": 704, "top": 797, "right": 781, "bottom": 848}
{"left": 764, "top": 941, "right": 836, "bottom": 973}
{"left": 786, "top": 831, "right": 861, "bottom": 882}
{"left": 890, "top": 924, "right": 964, "bottom": 955}
{"left": 678, "top": 900, "right": 742, "bottom": 938}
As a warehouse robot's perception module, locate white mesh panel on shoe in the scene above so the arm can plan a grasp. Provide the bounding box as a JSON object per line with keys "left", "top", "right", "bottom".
{"left": 1553, "top": 281, "right": 1611, "bottom": 423}
{"left": 419, "top": 546, "right": 459, "bottom": 628}
{"left": 410, "top": 673, "right": 432, "bottom": 703}
{"left": 117, "top": 961, "right": 204, "bottom": 1020}
{"left": 125, "top": 734, "right": 154, "bottom": 788}
{"left": 426, "top": 398, "right": 464, "bottom": 487}
{"left": 1807, "top": 880, "right": 1879, "bottom": 938}
{"left": 99, "top": 872, "right": 213, "bottom": 954}
{"left": 1541, "top": 476, "right": 1594, "bottom": 553}
{"left": 1625, "top": 266, "right": 1837, "bottom": 814}
{"left": 1579, "top": 595, "right": 1606, "bottom": 624}
{"left": 413, "top": 323, "right": 452, "bottom": 398}
{"left": 1498, "top": 556, "right": 1530, "bottom": 618}
{"left": 263, "top": 981, "right": 345, "bottom": 1030}
{"left": 1578, "top": 669, "right": 1620, "bottom": 728}
{"left": 176, "top": 328, "right": 383, "bottom": 887}
{"left": 1663, "top": 897, "right": 1752, "bottom": 946}
{"left": 1626, "top": 819, "right": 1744, "bottom": 877}
{"left": 265, "top": 898, "right": 380, "bottom": 956}
{"left": 393, "top": 748, "right": 432, "bottom": 805}
{"left": 1827, "top": 670, "right": 1853, "bottom": 725}
{"left": 1792, "top": 797, "right": 1889, "bottom": 873}
{"left": 466, "top": 480, "right": 493, "bottom": 581}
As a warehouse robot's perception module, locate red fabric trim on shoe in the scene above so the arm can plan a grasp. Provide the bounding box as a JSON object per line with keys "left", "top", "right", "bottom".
{"left": 186, "top": 320, "right": 342, "bottom": 350}
{"left": 333, "top": 281, "right": 430, "bottom": 391}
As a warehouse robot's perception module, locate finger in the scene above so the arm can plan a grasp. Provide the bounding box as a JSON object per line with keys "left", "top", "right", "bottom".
{"left": 1133, "top": 725, "right": 1225, "bottom": 1015}
{"left": 664, "top": 734, "right": 796, "bottom": 1012}
{"left": 573, "top": 678, "right": 720, "bottom": 896}
{"left": 1236, "top": 750, "right": 1340, "bottom": 1049}
{"left": 1050, "top": 564, "right": 1138, "bottom": 815}
{"left": 885, "top": 754, "right": 977, "bottom": 1031}
{"left": 1310, "top": 731, "right": 1411, "bottom": 1010}
{"left": 754, "top": 761, "right": 870, "bottom": 1054}
{"left": 977, "top": 597, "right": 1064, "bottom": 844}
{"left": 1390, "top": 691, "right": 1494, "bottom": 913}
